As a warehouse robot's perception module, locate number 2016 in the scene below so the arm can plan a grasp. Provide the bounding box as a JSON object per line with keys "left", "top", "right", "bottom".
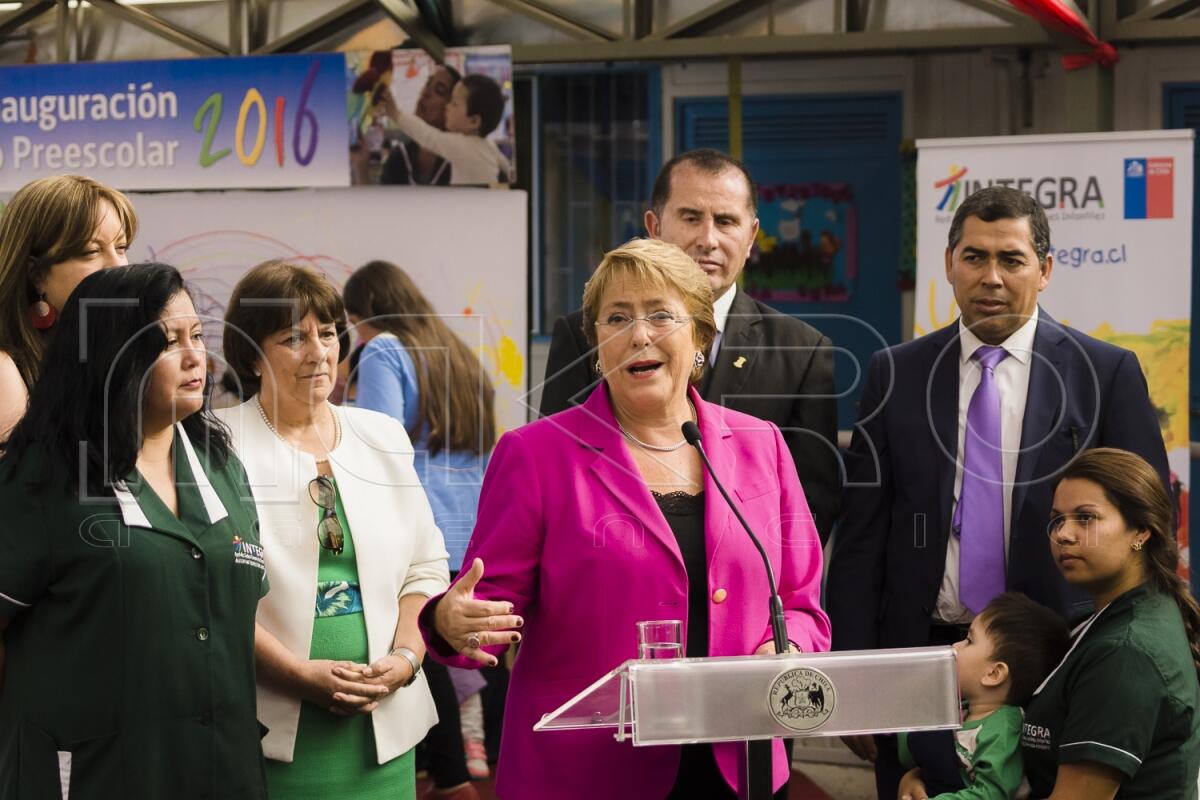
{"left": 193, "top": 61, "right": 321, "bottom": 168}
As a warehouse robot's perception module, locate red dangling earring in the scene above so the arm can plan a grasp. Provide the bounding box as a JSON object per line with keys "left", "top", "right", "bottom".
{"left": 29, "top": 293, "right": 57, "bottom": 331}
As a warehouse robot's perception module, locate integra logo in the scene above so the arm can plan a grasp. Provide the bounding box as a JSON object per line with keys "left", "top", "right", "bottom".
{"left": 934, "top": 164, "right": 1104, "bottom": 211}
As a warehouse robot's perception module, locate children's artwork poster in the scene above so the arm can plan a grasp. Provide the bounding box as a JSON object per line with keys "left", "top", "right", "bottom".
{"left": 346, "top": 45, "right": 515, "bottom": 187}
{"left": 745, "top": 182, "right": 858, "bottom": 303}
{"left": 122, "top": 187, "right": 529, "bottom": 434}
{"left": 0, "top": 53, "right": 349, "bottom": 191}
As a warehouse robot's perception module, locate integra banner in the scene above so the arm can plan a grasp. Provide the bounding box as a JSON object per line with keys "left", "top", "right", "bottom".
{"left": 0, "top": 53, "right": 349, "bottom": 190}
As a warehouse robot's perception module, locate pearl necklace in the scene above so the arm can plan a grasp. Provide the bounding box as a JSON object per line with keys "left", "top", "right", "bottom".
{"left": 616, "top": 402, "right": 696, "bottom": 453}
{"left": 255, "top": 396, "right": 341, "bottom": 463}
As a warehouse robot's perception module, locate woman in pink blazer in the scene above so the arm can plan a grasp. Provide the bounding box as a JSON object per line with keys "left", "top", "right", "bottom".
{"left": 422, "top": 238, "right": 831, "bottom": 799}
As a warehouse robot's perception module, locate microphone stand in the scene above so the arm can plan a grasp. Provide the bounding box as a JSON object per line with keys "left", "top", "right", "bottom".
{"left": 682, "top": 421, "right": 788, "bottom": 800}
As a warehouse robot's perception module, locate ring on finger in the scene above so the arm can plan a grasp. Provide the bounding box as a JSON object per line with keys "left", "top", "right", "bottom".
{"left": 467, "top": 633, "right": 481, "bottom": 650}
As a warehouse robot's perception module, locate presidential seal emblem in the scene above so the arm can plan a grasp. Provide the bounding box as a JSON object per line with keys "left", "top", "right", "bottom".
{"left": 767, "top": 667, "right": 835, "bottom": 732}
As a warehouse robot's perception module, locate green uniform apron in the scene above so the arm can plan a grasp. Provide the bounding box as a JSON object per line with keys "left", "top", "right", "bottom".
{"left": 263, "top": 477, "right": 415, "bottom": 800}
{"left": 1021, "top": 582, "right": 1200, "bottom": 799}
{"left": 0, "top": 426, "right": 268, "bottom": 800}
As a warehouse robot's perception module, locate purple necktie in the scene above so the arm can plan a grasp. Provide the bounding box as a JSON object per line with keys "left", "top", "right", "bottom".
{"left": 954, "top": 345, "right": 1009, "bottom": 615}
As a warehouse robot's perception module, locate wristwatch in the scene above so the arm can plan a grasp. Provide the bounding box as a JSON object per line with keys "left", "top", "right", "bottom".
{"left": 389, "top": 646, "right": 422, "bottom": 687}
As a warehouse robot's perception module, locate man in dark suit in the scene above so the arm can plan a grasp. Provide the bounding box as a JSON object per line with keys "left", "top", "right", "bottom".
{"left": 538, "top": 149, "right": 840, "bottom": 543}
{"left": 826, "top": 186, "right": 1170, "bottom": 798}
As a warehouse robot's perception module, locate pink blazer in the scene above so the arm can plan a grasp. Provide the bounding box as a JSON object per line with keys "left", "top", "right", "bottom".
{"left": 422, "top": 385, "right": 831, "bottom": 799}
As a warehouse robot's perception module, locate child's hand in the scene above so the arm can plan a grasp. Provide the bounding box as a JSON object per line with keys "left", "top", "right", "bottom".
{"left": 372, "top": 84, "right": 399, "bottom": 122}
{"left": 898, "top": 767, "right": 930, "bottom": 800}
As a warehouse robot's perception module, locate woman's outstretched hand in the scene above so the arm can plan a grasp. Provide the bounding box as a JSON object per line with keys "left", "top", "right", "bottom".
{"left": 432, "top": 558, "right": 523, "bottom": 666}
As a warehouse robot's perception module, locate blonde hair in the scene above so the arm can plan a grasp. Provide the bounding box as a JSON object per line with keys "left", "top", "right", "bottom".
{"left": 582, "top": 238, "right": 716, "bottom": 382}
{"left": 0, "top": 175, "right": 137, "bottom": 387}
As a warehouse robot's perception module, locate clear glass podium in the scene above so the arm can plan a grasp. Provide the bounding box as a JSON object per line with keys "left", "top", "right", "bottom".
{"left": 536, "top": 647, "right": 961, "bottom": 800}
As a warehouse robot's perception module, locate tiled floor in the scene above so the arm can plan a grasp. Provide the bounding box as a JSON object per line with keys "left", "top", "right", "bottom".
{"left": 417, "top": 768, "right": 835, "bottom": 799}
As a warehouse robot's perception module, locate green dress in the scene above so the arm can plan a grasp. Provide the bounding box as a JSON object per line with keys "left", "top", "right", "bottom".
{"left": 264, "top": 477, "right": 416, "bottom": 800}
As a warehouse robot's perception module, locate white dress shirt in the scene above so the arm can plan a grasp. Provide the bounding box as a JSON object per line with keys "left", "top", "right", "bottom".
{"left": 709, "top": 283, "right": 738, "bottom": 362}
{"left": 935, "top": 306, "right": 1039, "bottom": 624}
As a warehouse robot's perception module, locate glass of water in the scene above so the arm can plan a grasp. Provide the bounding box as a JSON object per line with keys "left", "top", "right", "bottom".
{"left": 637, "top": 619, "right": 682, "bottom": 659}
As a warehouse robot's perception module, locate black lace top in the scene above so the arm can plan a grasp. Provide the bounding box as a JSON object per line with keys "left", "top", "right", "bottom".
{"left": 652, "top": 490, "right": 707, "bottom": 658}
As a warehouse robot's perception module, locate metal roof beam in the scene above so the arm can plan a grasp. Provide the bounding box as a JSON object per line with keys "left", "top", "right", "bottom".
{"left": 482, "top": 0, "right": 616, "bottom": 42}
{"left": 633, "top": 0, "right": 653, "bottom": 39}
{"left": 513, "top": 24, "right": 1056, "bottom": 62}
{"left": 1108, "top": 17, "right": 1200, "bottom": 39}
{"left": 646, "top": 0, "right": 766, "bottom": 40}
{"left": 953, "top": 0, "right": 1044, "bottom": 29}
{"left": 0, "top": 1, "right": 55, "bottom": 43}
{"left": 1125, "top": 0, "right": 1200, "bottom": 22}
{"left": 410, "top": 0, "right": 454, "bottom": 43}
{"left": 229, "top": 0, "right": 244, "bottom": 55}
{"left": 87, "top": 0, "right": 227, "bottom": 56}
{"left": 252, "top": 0, "right": 376, "bottom": 54}
{"left": 56, "top": 0, "right": 74, "bottom": 61}
{"left": 845, "top": 0, "right": 870, "bottom": 33}
{"left": 247, "top": 0, "right": 269, "bottom": 52}
{"left": 376, "top": 0, "right": 444, "bottom": 61}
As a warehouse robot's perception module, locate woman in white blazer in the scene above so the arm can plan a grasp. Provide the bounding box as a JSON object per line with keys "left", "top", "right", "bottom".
{"left": 216, "top": 260, "right": 450, "bottom": 800}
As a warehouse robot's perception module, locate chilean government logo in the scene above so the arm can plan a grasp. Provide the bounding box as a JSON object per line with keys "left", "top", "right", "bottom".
{"left": 767, "top": 667, "right": 836, "bottom": 732}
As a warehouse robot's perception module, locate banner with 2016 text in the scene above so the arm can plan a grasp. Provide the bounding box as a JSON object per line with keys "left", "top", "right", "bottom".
{"left": 916, "top": 130, "right": 1194, "bottom": 575}
{"left": 0, "top": 53, "right": 349, "bottom": 191}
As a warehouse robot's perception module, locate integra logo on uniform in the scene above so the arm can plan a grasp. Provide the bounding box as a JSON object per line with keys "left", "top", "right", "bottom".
{"left": 1021, "top": 722, "right": 1053, "bottom": 750}
{"left": 232, "top": 535, "right": 265, "bottom": 572}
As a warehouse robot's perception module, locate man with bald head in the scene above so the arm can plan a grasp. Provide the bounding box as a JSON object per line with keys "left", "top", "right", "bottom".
{"left": 539, "top": 148, "right": 840, "bottom": 543}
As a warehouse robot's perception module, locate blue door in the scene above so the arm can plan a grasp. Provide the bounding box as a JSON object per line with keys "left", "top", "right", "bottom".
{"left": 1165, "top": 83, "right": 1200, "bottom": 591}
{"left": 676, "top": 93, "right": 904, "bottom": 428}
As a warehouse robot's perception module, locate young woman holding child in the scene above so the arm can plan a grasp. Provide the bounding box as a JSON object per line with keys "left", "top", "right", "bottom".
{"left": 900, "top": 449, "right": 1200, "bottom": 800}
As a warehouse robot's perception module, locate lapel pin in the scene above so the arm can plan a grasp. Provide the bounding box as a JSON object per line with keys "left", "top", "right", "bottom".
{"left": 733, "top": 356, "right": 747, "bottom": 369}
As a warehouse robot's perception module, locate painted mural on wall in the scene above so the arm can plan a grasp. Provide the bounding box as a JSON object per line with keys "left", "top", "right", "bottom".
{"left": 745, "top": 181, "right": 858, "bottom": 303}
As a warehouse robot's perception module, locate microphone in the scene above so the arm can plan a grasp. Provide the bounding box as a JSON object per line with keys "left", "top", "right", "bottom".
{"left": 682, "top": 421, "right": 789, "bottom": 656}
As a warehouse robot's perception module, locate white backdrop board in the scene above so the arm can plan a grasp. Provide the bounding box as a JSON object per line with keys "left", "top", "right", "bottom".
{"left": 126, "top": 185, "right": 529, "bottom": 434}
{"left": 916, "top": 129, "right": 1193, "bottom": 573}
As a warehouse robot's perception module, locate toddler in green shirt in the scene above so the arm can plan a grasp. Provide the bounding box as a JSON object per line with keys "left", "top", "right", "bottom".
{"left": 898, "top": 593, "right": 1069, "bottom": 800}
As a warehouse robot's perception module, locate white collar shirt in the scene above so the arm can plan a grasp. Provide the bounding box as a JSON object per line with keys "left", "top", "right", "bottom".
{"left": 709, "top": 283, "right": 738, "bottom": 362}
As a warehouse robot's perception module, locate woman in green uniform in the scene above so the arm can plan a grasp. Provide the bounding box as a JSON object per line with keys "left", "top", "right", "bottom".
{"left": 216, "top": 260, "right": 449, "bottom": 800}
{"left": 1022, "top": 448, "right": 1200, "bottom": 799}
{"left": 0, "top": 263, "right": 268, "bottom": 799}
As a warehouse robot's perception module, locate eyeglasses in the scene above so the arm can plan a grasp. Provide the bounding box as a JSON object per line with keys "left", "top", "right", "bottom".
{"left": 594, "top": 312, "right": 692, "bottom": 332}
{"left": 309, "top": 475, "right": 344, "bottom": 555}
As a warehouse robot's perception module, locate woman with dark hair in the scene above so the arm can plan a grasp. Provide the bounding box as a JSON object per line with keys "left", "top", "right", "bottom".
{"left": 0, "top": 263, "right": 267, "bottom": 798}
{"left": 0, "top": 174, "right": 136, "bottom": 436}
{"left": 1021, "top": 448, "right": 1200, "bottom": 798}
{"left": 343, "top": 260, "right": 496, "bottom": 797}
{"left": 217, "top": 260, "right": 449, "bottom": 800}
